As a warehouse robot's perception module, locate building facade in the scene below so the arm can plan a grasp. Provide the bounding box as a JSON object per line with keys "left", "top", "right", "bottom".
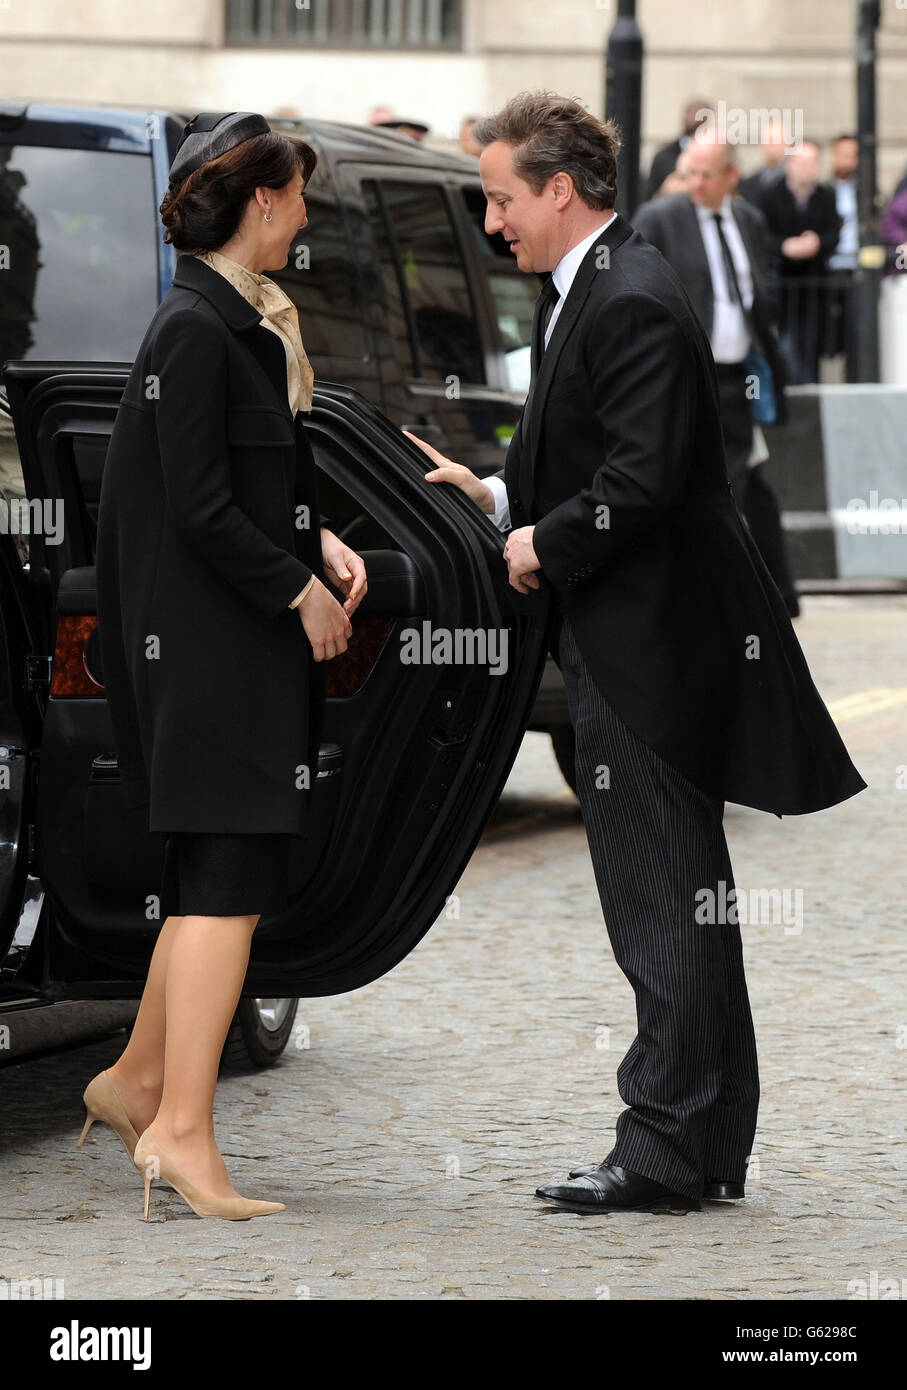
{"left": 1, "top": 0, "right": 905, "bottom": 192}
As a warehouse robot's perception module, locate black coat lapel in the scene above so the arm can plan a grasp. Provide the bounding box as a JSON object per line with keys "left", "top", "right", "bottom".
{"left": 519, "top": 212, "right": 634, "bottom": 514}
{"left": 682, "top": 196, "right": 715, "bottom": 335}
{"left": 171, "top": 252, "right": 263, "bottom": 331}
{"left": 170, "top": 252, "right": 292, "bottom": 420}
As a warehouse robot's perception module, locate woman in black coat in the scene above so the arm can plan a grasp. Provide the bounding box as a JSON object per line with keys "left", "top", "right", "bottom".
{"left": 84, "top": 113, "right": 367, "bottom": 1221}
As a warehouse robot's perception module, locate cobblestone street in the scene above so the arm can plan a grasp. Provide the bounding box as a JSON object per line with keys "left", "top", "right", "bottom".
{"left": 1, "top": 595, "right": 905, "bottom": 1300}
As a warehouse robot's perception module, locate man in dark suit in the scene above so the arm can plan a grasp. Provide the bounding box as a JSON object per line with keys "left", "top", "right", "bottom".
{"left": 406, "top": 92, "right": 864, "bottom": 1213}
{"left": 737, "top": 119, "right": 788, "bottom": 208}
{"left": 641, "top": 96, "right": 714, "bottom": 203}
{"left": 757, "top": 140, "right": 842, "bottom": 382}
{"left": 633, "top": 135, "right": 799, "bottom": 617}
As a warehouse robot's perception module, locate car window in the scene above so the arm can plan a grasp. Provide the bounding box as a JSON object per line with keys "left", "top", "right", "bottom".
{"left": 0, "top": 415, "right": 96, "bottom": 571}
{"left": 268, "top": 175, "right": 366, "bottom": 360}
{"left": 0, "top": 409, "right": 28, "bottom": 566}
{"left": 362, "top": 179, "right": 485, "bottom": 386}
{"left": 5, "top": 423, "right": 397, "bottom": 572}
{"left": 0, "top": 144, "right": 159, "bottom": 362}
{"left": 462, "top": 186, "right": 539, "bottom": 393}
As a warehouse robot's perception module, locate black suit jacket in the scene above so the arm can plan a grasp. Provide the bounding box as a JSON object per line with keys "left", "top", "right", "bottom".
{"left": 495, "top": 213, "right": 864, "bottom": 816}
{"left": 738, "top": 165, "right": 785, "bottom": 210}
{"left": 643, "top": 138, "right": 684, "bottom": 202}
{"left": 96, "top": 253, "right": 327, "bottom": 835}
{"left": 631, "top": 191, "right": 788, "bottom": 425}
{"left": 757, "top": 179, "right": 842, "bottom": 273}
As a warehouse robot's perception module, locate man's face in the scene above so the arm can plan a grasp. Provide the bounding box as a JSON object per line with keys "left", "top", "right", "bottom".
{"left": 685, "top": 142, "right": 739, "bottom": 210}
{"left": 832, "top": 138, "right": 859, "bottom": 180}
{"left": 786, "top": 144, "right": 822, "bottom": 191}
{"left": 761, "top": 125, "right": 788, "bottom": 168}
{"left": 684, "top": 99, "right": 712, "bottom": 137}
{"left": 480, "top": 140, "right": 559, "bottom": 273}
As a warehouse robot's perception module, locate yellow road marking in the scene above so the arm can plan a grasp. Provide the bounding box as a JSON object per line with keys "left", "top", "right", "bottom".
{"left": 827, "top": 687, "right": 907, "bottom": 723}
{"left": 484, "top": 692, "right": 903, "bottom": 842}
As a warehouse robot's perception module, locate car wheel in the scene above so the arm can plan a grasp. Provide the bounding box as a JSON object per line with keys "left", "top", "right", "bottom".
{"left": 550, "top": 726, "right": 578, "bottom": 794}
{"left": 221, "top": 997, "right": 298, "bottom": 1070}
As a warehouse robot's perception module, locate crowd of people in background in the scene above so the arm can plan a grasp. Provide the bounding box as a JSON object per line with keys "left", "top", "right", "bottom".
{"left": 347, "top": 95, "right": 907, "bottom": 613}
{"left": 637, "top": 100, "right": 907, "bottom": 385}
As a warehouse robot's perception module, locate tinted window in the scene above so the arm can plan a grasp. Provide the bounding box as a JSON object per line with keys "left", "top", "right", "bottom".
{"left": 0, "top": 419, "right": 101, "bottom": 570}
{"left": 363, "top": 179, "right": 485, "bottom": 385}
{"left": 462, "top": 186, "right": 539, "bottom": 392}
{"left": 269, "top": 178, "right": 365, "bottom": 360}
{"left": 0, "top": 409, "right": 27, "bottom": 565}
{"left": 0, "top": 145, "right": 159, "bottom": 363}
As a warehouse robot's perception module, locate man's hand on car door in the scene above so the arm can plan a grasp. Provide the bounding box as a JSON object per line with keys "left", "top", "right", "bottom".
{"left": 403, "top": 429, "right": 496, "bottom": 515}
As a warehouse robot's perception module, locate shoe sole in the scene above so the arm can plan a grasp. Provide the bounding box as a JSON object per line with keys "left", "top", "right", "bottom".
{"left": 568, "top": 1170, "right": 745, "bottom": 1202}
{"left": 535, "top": 1190, "right": 701, "bottom": 1214}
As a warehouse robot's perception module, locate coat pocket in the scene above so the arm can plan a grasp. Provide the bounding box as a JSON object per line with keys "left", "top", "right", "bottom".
{"left": 226, "top": 407, "right": 295, "bottom": 448}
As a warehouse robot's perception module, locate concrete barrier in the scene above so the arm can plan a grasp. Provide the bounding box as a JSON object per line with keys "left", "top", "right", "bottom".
{"left": 761, "top": 385, "right": 907, "bottom": 581}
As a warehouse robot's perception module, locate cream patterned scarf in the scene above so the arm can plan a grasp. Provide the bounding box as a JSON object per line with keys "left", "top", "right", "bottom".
{"left": 191, "top": 248, "right": 314, "bottom": 414}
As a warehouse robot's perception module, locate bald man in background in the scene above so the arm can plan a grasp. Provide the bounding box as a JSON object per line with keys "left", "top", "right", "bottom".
{"left": 633, "top": 136, "right": 799, "bottom": 617}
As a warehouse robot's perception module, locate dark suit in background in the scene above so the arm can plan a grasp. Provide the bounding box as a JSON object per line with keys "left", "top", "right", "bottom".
{"left": 632, "top": 191, "right": 799, "bottom": 615}
{"left": 737, "top": 163, "right": 784, "bottom": 208}
{"left": 642, "top": 137, "right": 684, "bottom": 202}
{"left": 756, "top": 179, "right": 842, "bottom": 382}
{"left": 494, "top": 213, "right": 864, "bottom": 1198}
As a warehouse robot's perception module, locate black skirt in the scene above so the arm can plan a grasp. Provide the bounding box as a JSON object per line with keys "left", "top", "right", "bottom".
{"left": 159, "top": 832, "right": 291, "bottom": 918}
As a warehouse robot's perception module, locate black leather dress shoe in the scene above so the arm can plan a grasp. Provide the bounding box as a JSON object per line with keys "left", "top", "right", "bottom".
{"left": 536, "top": 1162, "right": 700, "bottom": 1213}
{"left": 567, "top": 1162, "right": 744, "bottom": 1201}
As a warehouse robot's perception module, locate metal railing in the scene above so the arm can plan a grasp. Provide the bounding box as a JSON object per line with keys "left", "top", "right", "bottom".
{"left": 772, "top": 269, "right": 889, "bottom": 385}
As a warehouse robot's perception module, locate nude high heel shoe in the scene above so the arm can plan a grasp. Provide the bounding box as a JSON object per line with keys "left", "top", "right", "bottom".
{"left": 133, "top": 1130, "right": 286, "bottom": 1221}
{"left": 76, "top": 1070, "right": 140, "bottom": 1159}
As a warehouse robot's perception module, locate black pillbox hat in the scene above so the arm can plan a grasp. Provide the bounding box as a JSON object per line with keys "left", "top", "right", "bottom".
{"left": 168, "top": 111, "right": 272, "bottom": 185}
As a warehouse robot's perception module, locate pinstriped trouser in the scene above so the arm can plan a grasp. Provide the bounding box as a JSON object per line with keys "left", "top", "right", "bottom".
{"left": 557, "top": 614, "right": 760, "bottom": 1198}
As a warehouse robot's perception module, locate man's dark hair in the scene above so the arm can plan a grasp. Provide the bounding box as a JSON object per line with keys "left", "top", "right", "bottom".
{"left": 471, "top": 90, "right": 620, "bottom": 211}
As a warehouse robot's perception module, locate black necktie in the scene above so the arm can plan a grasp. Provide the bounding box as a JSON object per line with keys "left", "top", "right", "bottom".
{"left": 531, "top": 275, "right": 561, "bottom": 374}
{"left": 712, "top": 211, "right": 745, "bottom": 309}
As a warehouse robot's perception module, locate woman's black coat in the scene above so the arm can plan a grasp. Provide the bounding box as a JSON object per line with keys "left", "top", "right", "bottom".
{"left": 96, "top": 253, "right": 326, "bottom": 836}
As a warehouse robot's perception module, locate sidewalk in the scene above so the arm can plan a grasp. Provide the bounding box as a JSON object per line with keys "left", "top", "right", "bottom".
{"left": 1, "top": 595, "right": 904, "bottom": 1299}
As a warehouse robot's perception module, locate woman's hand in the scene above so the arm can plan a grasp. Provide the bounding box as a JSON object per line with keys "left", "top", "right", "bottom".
{"left": 297, "top": 578, "right": 353, "bottom": 662}
{"left": 402, "top": 429, "right": 496, "bottom": 514}
{"left": 320, "top": 527, "right": 368, "bottom": 617}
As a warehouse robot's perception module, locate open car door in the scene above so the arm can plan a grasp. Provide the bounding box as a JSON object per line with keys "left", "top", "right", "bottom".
{"left": 2, "top": 364, "right": 552, "bottom": 998}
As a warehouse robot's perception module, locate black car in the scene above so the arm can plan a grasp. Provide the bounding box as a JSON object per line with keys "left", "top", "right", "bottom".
{"left": 0, "top": 100, "right": 576, "bottom": 781}
{"left": 0, "top": 102, "right": 574, "bottom": 1063}
{"left": 0, "top": 367, "right": 552, "bottom": 1052}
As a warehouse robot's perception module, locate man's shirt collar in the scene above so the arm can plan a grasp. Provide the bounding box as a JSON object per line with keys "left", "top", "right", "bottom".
{"left": 694, "top": 195, "right": 736, "bottom": 221}
{"left": 551, "top": 211, "right": 618, "bottom": 302}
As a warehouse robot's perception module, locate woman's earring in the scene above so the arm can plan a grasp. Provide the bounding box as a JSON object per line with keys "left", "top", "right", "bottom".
{"left": 263, "top": 211, "right": 272, "bottom": 222}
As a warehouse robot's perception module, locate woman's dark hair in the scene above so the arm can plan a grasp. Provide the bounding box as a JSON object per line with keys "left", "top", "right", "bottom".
{"left": 471, "top": 90, "right": 620, "bottom": 211}
{"left": 160, "top": 131, "right": 318, "bottom": 252}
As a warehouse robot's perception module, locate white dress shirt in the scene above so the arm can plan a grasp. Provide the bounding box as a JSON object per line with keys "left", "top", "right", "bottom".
{"left": 694, "top": 197, "right": 754, "bottom": 363}
{"left": 487, "top": 211, "right": 618, "bottom": 531}
{"left": 829, "top": 177, "right": 858, "bottom": 269}
{"left": 695, "top": 200, "right": 769, "bottom": 468}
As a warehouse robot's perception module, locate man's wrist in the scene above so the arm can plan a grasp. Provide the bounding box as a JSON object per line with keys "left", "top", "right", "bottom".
{"left": 486, "top": 474, "right": 511, "bottom": 530}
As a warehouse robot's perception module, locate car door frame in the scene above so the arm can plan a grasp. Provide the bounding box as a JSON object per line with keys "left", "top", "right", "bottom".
{"left": 2, "top": 361, "right": 554, "bottom": 1000}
